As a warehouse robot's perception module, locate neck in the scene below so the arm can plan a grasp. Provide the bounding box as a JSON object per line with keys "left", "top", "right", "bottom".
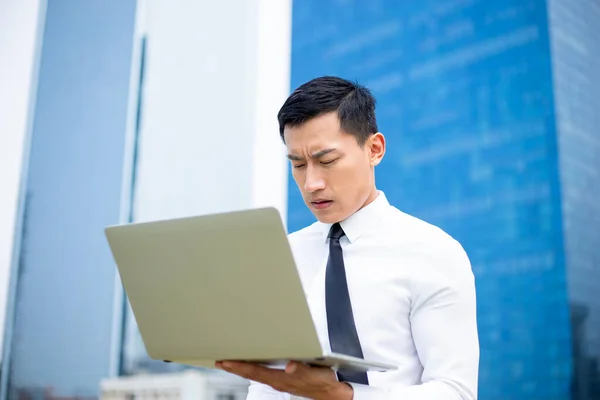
{"left": 359, "top": 187, "right": 379, "bottom": 211}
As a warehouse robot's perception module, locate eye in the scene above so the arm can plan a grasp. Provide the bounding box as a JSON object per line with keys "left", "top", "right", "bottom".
{"left": 321, "top": 159, "right": 337, "bottom": 165}
{"left": 293, "top": 164, "right": 306, "bottom": 169}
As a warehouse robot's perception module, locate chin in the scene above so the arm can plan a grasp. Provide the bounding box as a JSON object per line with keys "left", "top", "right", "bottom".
{"left": 310, "top": 208, "right": 346, "bottom": 224}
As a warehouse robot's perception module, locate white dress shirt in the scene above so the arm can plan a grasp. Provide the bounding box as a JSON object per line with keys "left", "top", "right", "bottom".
{"left": 247, "top": 191, "right": 479, "bottom": 399}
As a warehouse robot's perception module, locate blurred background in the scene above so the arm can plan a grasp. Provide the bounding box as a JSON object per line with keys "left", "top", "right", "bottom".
{"left": 1, "top": 0, "right": 599, "bottom": 399}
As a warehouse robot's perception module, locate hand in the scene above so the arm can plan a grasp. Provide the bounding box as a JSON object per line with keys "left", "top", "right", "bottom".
{"left": 215, "top": 360, "right": 353, "bottom": 400}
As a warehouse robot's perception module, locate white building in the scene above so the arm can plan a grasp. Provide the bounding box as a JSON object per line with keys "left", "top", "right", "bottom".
{"left": 0, "top": 0, "right": 291, "bottom": 397}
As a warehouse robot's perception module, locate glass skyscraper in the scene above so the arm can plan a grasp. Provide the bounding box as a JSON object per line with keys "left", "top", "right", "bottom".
{"left": 287, "top": 0, "right": 599, "bottom": 399}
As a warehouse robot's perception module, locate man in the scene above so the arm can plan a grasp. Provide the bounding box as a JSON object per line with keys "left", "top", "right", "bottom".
{"left": 216, "top": 76, "right": 479, "bottom": 399}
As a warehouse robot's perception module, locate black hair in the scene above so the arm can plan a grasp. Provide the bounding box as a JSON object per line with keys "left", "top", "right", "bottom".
{"left": 277, "top": 76, "right": 378, "bottom": 145}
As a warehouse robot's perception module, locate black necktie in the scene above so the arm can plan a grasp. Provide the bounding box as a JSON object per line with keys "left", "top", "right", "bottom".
{"left": 326, "top": 223, "right": 369, "bottom": 385}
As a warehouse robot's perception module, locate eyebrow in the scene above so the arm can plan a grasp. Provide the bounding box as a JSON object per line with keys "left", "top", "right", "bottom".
{"left": 287, "top": 148, "right": 336, "bottom": 161}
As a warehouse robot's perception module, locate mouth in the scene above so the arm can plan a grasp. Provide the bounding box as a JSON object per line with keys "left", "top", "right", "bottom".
{"left": 311, "top": 200, "right": 333, "bottom": 210}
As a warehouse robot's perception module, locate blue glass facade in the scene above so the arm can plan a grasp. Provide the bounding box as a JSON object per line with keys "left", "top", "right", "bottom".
{"left": 1, "top": 1, "right": 137, "bottom": 398}
{"left": 548, "top": 0, "right": 600, "bottom": 397}
{"left": 288, "top": 1, "right": 587, "bottom": 398}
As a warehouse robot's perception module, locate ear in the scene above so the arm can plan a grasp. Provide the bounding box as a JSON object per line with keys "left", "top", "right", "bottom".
{"left": 366, "top": 132, "right": 386, "bottom": 166}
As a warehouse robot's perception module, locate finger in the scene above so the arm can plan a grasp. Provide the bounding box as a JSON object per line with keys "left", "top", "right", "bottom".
{"left": 222, "top": 361, "right": 285, "bottom": 384}
{"left": 287, "top": 361, "right": 318, "bottom": 375}
{"left": 285, "top": 361, "right": 299, "bottom": 374}
{"left": 221, "top": 361, "right": 252, "bottom": 375}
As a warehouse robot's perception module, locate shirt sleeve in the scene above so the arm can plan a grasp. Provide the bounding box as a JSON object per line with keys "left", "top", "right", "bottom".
{"left": 349, "top": 238, "right": 479, "bottom": 400}
{"left": 246, "top": 380, "right": 290, "bottom": 400}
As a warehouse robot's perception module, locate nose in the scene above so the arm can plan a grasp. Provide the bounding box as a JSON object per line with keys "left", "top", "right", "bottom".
{"left": 304, "top": 165, "right": 326, "bottom": 193}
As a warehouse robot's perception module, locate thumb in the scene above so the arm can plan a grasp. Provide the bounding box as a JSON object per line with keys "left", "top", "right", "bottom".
{"left": 285, "top": 361, "right": 299, "bottom": 374}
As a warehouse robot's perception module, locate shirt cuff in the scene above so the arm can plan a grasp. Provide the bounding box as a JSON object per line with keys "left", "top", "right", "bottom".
{"left": 348, "top": 382, "right": 387, "bottom": 399}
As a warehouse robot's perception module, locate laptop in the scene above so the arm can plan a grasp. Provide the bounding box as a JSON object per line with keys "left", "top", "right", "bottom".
{"left": 104, "top": 207, "right": 396, "bottom": 373}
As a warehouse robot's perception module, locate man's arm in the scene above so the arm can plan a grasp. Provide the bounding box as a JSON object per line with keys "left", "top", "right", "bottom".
{"left": 348, "top": 239, "right": 479, "bottom": 399}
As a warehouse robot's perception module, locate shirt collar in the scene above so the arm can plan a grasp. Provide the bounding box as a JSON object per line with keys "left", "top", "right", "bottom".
{"left": 323, "top": 190, "right": 390, "bottom": 244}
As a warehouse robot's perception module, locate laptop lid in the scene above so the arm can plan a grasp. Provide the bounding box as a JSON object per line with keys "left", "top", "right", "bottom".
{"left": 104, "top": 207, "right": 323, "bottom": 367}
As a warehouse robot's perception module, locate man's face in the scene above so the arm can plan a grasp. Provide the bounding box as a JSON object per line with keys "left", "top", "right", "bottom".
{"left": 284, "top": 112, "right": 385, "bottom": 223}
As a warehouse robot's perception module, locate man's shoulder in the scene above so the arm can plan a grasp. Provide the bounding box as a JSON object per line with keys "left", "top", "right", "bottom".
{"left": 384, "top": 206, "right": 471, "bottom": 278}
{"left": 384, "top": 205, "right": 456, "bottom": 246}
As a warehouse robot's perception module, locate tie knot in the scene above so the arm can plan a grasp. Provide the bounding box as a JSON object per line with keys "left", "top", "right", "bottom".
{"left": 328, "top": 223, "right": 346, "bottom": 241}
